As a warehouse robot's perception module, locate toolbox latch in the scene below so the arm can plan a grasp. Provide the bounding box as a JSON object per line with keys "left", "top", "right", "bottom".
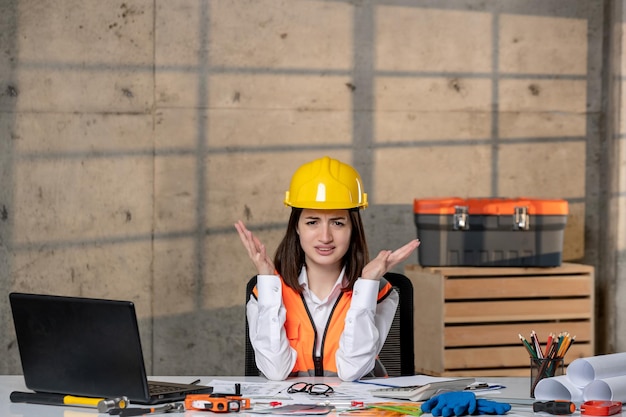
{"left": 513, "top": 206, "right": 530, "bottom": 230}
{"left": 453, "top": 206, "right": 469, "bottom": 230}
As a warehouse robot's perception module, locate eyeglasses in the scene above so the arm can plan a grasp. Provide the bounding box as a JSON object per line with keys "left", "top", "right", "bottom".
{"left": 287, "top": 382, "right": 334, "bottom": 396}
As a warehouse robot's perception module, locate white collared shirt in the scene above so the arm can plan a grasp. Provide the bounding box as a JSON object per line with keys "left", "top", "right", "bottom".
{"left": 246, "top": 266, "right": 399, "bottom": 381}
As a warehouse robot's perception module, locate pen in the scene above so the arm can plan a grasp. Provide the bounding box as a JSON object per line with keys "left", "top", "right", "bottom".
{"left": 465, "top": 383, "right": 506, "bottom": 391}
{"left": 252, "top": 401, "right": 284, "bottom": 406}
{"left": 465, "top": 383, "right": 489, "bottom": 390}
{"left": 317, "top": 400, "right": 365, "bottom": 408}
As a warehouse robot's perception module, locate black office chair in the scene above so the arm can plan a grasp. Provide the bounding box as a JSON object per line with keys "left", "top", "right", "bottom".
{"left": 244, "top": 275, "right": 261, "bottom": 376}
{"left": 244, "top": 272, "right": 415, "bottom": 377}
{"left": 377, "top": 272, "right": 415, "bottom": 376}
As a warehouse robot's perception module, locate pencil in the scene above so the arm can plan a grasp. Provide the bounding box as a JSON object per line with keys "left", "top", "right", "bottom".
{"left": 559, "top": 335, "right": 576, "bottom": 358}
{"left": 519, "top": 333, "right": 537, "bottom": 358}
{"left": 547, "top": 339, "right": 559, "bottom": 359}
{"left": 531, "top": 331, "right": 543, "bottom": 359}
{"left": 544, "top": 333, "right": 554, "bottom": 358}
{"left": 564, "top": 335, "right": 576, "bottom": 355}
{"left": 557, "top": 333, "right": 571, "bottom": 358}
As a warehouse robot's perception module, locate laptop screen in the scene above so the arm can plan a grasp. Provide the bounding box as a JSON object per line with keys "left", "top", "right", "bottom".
{"left": 10, "top": 292, "right": 152, "bottom": 401}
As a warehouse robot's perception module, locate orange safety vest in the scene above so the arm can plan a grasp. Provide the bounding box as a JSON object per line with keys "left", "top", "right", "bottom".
{"left": 253, "top": 276, "right": 394, "bottom": 377}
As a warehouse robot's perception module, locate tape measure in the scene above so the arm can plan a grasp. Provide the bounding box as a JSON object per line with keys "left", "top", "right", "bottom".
{"left": 580, "top": 401, "right": 622, "bottom": 416}
{"left": 184, "top": 394, "right": 251, "bottom": 413}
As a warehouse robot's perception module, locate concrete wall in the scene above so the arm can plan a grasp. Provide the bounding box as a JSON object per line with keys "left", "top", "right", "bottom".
{"left": 0, "top": 0, "right": 623, "bottom": 376}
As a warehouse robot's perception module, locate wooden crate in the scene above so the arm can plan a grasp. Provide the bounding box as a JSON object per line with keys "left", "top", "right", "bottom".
{"left": 405, "top": 263, "right": 595, "bottom": 377}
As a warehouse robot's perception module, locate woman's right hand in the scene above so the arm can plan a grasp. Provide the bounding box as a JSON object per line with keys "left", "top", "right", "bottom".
{"left": 234, "top": 220, "right": 275, "bottom": 276}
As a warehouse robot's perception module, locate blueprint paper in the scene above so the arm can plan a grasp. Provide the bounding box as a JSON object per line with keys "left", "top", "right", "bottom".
{"left": 534, "top": 375, "right": 583, "bottom": 402}
{"left": 583, "top": 375, "right": 626, "bottom": 401}
{"left": 566, "top": 353, "right": 626, "bottom": 387}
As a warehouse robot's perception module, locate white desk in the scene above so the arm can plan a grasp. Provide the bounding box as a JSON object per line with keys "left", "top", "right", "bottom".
{"left": 0, "top": 376, "right": 533, "bottom": 417}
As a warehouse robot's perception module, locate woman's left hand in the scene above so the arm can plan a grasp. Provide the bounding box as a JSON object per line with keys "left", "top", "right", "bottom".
{"left": 361, "top": 239, "right": 420, "bottom": 280}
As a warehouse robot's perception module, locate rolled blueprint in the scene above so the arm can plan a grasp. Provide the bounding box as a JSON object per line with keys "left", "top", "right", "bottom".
{"left": 567, "top": 353, "right": 626, "bottom": 387}
{"left": 583, "top": 375, "right": 626, "bottom": 401}
{"left": 534, "top": 374, "right": 583, "bottom": 402}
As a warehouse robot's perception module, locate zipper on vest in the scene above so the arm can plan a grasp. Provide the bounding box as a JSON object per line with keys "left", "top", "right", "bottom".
{"left": 317, "top": 293, "right": 343, "bottom": 376}
{"left": 314, "top": 356, "right": 323, "bottom": 376}
{"left": 300, "top": 294, "right": 322, "bottom": 376}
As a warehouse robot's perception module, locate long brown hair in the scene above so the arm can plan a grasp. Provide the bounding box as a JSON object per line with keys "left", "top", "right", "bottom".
{"left": 274, "top": 208, "right": 370, "bottom": 292}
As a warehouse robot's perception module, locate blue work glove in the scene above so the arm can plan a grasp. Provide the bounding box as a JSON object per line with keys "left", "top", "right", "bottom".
{"left": 421, "top": 392, "right": 477, "bottom": 417}
{"left": 476, "top": 399, "right": 511, "bottom": 415}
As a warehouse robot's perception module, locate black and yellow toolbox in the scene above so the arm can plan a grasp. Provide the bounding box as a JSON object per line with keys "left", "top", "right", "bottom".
{"left": 413, "top": 197, "right": 569, "bottom": 267}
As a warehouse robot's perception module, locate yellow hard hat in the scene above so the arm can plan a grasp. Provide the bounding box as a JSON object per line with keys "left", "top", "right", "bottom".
{"left": 284, "top": 156, "right": 368, "bottom": 209}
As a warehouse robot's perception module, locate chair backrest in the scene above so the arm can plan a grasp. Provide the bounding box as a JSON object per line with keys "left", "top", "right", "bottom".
{"left": 377, "top": 272, "right": 415, "bottom": 376}
{"left": 244, "top": 273, "right": 415, "bottom": 377}
{"left": 244, "top": 276, "right": 261, "bottom": 376}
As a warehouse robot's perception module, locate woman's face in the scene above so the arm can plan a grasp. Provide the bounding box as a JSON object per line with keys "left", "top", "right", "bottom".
{"left": 297, "top": 208, "right": 352, "bottom": 269}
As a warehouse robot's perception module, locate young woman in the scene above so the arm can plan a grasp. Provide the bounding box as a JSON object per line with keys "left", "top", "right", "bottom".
{"left": 235, "top": 156, "right": 420, "bottom": 381}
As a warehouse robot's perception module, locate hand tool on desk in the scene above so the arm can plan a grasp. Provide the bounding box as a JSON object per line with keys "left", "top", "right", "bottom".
{"left": 185, "top": 393, "right": 251, "bottom": 412}
{"left": 184, "top": 382, "right": 252, "bottom": 412}
{"left": 10, "top": 391, "right": 128, "bottom": 411}
{"left": 580, "top": 401, "right": 623, "bottom": 416}
{"left": 108, "top": 402, "right": 184, "bottom": 416}
{"left": 98, "top": 397, "right": 131, "bottom": 412}
{"left": 533, "top": 400, "right": 576, "bottom": 415}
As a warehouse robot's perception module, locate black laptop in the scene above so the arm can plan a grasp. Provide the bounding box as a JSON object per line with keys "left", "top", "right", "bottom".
{"left": 9, "top": 292, "right": 213, "bottom": 404}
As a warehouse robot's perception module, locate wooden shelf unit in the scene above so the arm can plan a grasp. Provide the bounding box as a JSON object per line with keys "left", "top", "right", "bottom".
{"left": 405, "top": 263, "right": 595, "bottom": 377}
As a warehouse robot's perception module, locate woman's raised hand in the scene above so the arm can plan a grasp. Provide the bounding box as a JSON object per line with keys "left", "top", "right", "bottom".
{"left": 234, "top": 220, "right": 275, "bottom": 276}
{"left": 361, "top": 239, "right": 420, "bottom": 280}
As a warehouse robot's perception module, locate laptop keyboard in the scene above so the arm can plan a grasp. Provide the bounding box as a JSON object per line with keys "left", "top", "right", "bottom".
{"left": 148, "top": 382, "right": 181, "bottom": 394}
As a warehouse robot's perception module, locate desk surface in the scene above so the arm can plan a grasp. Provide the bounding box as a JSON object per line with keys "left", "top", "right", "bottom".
{"left": 0, "top": 376, "right": 532, "bottom": 417}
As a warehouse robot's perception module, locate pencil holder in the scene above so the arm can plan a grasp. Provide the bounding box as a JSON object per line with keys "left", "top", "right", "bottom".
{"left": 530, "top": 357, "right": 564, "bottom": 398}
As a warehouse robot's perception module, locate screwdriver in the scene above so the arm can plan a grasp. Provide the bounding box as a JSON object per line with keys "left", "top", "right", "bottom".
{"left": 533, "top": 401, "right": 576, "bottom": 415}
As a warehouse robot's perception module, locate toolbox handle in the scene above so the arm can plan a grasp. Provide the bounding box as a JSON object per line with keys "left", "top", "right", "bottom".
{"left": 513, "top": 206, "right": 530, "bottom": 230}
{"left": 453, "top": 206, "right": 469, "bottom": 230}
